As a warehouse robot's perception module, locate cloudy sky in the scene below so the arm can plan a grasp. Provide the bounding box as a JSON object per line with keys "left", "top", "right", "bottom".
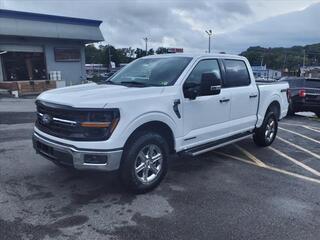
{"left": 2, "top": 0, "right": 320, "bottom": 53}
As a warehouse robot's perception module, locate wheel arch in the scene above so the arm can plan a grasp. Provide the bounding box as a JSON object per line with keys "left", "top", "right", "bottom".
{"left": 124, "top": 120, "right": 176, "bottom": 154}
{"left": 267, "top": 100, "right": 281, "bottom": 120}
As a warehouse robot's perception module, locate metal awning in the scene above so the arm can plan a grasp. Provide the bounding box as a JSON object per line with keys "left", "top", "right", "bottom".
{"left": 0, "top": 10, "right": 104, "bottom": 43}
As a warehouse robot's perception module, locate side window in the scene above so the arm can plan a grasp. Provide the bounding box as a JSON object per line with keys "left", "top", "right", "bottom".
{"left": 224, "top": 60, "right": 250, "bottom": 88}
{"left": 184, "top": 59, "right": 221, "bottom": 96}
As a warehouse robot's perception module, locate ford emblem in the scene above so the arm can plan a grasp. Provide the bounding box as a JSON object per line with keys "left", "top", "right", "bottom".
{"left": 42, "top": 114, "right": 52, "bottom": 125}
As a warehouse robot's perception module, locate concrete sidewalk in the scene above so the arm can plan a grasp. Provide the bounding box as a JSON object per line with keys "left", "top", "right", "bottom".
{"left": 0, "top": 98, "right": 36, "bottom": 124}
{"left": 0, "top": 98, "right": 36, "bottom": 112}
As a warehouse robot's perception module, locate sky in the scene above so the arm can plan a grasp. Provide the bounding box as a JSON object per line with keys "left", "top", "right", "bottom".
{"left": 2, "top": 0, "right": 320, "bottom": 53}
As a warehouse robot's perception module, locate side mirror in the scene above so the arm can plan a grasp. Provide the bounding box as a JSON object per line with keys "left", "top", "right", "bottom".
{"left": 200, "top": 73, "right": 221, "bottom": 96}
{"left": 184, "top": 87, "right": 198, "bottom": 100}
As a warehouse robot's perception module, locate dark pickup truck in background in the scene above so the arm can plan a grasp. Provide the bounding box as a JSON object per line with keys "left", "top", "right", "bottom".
{"left": 280, "top": 77, "right": 320, "bottom": 117}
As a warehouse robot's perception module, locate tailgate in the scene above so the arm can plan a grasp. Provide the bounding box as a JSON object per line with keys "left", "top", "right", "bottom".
{"left": 305, "top": 79, "right": 320, "bottom": 104}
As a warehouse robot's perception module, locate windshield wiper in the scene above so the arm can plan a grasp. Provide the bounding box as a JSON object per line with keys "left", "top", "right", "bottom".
{"left": 119, "top": 81, "right": 149, "bottom": 87}
{"left": 105, "top": 79, "right": 116, "bottom": 84}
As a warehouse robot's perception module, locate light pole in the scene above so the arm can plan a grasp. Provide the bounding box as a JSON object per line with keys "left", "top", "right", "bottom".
{"left": 205, "top": 30, "right": 213, "bottom": 53}
{"left": 143, "top": 37, "right": 148, "bottom": 56}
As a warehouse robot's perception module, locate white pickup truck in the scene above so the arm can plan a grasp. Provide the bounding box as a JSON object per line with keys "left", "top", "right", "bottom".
{"left": 33, "top": 54, "right": 289, "bottom": 193}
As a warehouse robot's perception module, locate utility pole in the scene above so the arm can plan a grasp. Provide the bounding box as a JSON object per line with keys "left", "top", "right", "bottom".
{"left": 282, "top": 53, "right": 287, "bottom": 70}
{"left": 205, "top": 30, "right": 213, "bottom": 53}
{"left": 143, "top": 37, "right": 148, "bottom": 56}
{"left": 303, "top": 49, "right": 306, "bottom": 67}
{"left": 260, "top": 54, "right": 264, "bottom": 67}
{"left": 107, "top": 45, "right": 112, "bottom": 71}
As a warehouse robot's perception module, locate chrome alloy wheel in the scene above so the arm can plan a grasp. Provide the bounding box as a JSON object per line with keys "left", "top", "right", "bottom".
{"left": 134, "top": 144, "right": 163, "bottom": 184}
{"left": 265, "top": 118, "right": 275, "bottom": 143}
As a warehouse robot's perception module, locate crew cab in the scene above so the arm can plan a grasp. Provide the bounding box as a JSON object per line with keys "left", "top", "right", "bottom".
{"left": 33, "top": 54, "right": 289, "bottom": 193}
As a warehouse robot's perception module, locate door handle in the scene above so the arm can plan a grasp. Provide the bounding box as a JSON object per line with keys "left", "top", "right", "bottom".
{"left": 249, "top": 94, "right": 258, "bottom": 98}
{"left": 219, "top": 98, "right": 230, "bottom": 103}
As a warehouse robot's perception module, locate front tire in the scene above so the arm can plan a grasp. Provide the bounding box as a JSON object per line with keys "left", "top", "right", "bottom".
{"left": 120, "top": 131, "right": 169, "bottom": 193}
{"left": 253, "top": 111, "right": 278, "bottom": 147}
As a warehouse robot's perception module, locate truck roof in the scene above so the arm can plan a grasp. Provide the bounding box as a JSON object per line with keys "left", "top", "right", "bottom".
{"left": 143, "top": 53, "right": 246, "bottom": 60}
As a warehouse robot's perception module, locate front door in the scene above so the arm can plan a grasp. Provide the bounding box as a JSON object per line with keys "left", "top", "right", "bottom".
{"left": 182, "top": 59, "right": 231, "bottom": 149}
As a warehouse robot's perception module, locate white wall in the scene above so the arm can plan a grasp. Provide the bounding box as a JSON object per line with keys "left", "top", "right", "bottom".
{"left": 44, "top": 42, "right": 86, "bottom": 85}
{"left": 0, "top": 37, "right": 86, "bottom": 85}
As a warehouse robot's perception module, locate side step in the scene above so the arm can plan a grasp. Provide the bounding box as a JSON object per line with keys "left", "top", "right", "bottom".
{"left": 182, "top": 131, "right": 252, "bottom": 157}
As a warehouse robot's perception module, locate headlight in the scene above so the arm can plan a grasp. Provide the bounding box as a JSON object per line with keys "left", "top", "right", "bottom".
{"left": 79, "top": 109, "right": 120, "bottom": 140}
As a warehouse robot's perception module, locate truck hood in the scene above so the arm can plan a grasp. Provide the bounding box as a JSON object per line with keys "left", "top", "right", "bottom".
{"left": 37, "top": 83, "right": 164, "bottom": 108}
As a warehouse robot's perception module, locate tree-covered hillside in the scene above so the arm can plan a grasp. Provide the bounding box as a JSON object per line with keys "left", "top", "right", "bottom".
{"left": 240, "top": 43, "right": 320, "bottom": 71}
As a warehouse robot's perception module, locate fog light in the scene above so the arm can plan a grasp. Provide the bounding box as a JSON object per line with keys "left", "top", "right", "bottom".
{"left": 84, "top": 154, "right": 108, "bottom": 164}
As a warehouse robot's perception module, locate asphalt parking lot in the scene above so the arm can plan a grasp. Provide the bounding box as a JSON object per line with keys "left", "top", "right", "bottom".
{"left": 1, "top": 109, "right": 320, "bottom": 240}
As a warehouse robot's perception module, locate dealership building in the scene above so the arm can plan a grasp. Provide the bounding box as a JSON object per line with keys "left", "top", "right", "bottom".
{"left": 0, "top": 9, "right": 104, "bottom": 96}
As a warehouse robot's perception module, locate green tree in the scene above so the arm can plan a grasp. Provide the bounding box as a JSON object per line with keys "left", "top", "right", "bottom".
{"left": 148, "top": 48, "right": 155, "bottom": 55}
{"left": 156, "top": 47, "right": 168, "bottom": 54}
{"left": 135, "top": 48, "right": 146, "bottom": 58}
{"left": 240, "top": 43, "right": 320, "bottom": 72}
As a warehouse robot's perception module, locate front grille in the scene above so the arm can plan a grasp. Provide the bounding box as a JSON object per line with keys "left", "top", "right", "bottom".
{"left": 36, "top": 101, "right": 115, "bottom": 141}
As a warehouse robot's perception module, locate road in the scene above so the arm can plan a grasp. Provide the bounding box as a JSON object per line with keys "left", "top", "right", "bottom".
{"left": 0, "top": 114, "right": 320, "bottom": 240}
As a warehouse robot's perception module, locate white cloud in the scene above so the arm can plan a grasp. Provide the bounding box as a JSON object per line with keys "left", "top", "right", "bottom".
{"left": 2, "top": 0, "right": 320, "bottom": 53}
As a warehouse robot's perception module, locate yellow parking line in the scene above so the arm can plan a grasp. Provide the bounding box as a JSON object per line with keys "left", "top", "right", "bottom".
{"left": 234, "top": 144, "right": 266, "bottom": 167}
{"left": 215, "top": 151, "right": 320, "bottom": 185}
{"left": 277, "top": 136, "right": 320, "bottom": 160}
{"left": 279, "top": 127, "right": 320, "bottom": 144}
{"left": 269, "top": 146, "right": 320, "bottom": 177}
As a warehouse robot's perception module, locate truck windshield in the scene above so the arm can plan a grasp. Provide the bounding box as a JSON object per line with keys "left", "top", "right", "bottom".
{"left": 108, "top": 57, "right": 192, "bottom": 87}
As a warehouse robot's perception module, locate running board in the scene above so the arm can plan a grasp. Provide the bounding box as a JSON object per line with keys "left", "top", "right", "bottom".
{"left": 182, "top": 132, "right": 252, "bottom": 157}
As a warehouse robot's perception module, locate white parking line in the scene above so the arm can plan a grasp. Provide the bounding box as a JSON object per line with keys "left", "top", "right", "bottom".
{"left": 215, "top": 151, "right": 320, "bottom": 185}
{"left": 234, "top": 144, "right": 266, "bottom": 167}
{"left": 304, "top": 126, "right": 320, "bottom": 133}
{"left": 277, "top": 137, "right": 320, "bottom": 160}
{"left": 280, "top": 122, "right": 320, "bottom": 133}
{"left": 279, "top": 127, "right": 320, "bottom": 144}
{"left": 268, "top": 146, "right": 320, "bottom": 177}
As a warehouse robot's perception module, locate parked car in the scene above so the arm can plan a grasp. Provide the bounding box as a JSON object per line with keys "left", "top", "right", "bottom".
{"left": 33, "top": 54, "right": 289, "bottom": 193}
{"left": 280, "top": 77, "right": 320, "bottom": 117}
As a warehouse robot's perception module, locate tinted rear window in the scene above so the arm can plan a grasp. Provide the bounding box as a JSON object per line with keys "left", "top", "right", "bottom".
{"left": 224, "top": 60, "right": 250, "bottom": 87}
{"left": 306, "top": 79, "right": 320, "bottom": 89}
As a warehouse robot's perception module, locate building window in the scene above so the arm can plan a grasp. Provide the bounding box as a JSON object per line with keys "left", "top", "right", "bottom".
{"left": 54, "top": 48, "right": 81, "bottom": 62}
{"left": 2, "top": 52, "right": 47, "bottom": 81}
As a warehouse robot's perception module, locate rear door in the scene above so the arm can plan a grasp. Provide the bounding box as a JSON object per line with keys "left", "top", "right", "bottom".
{"left": 222, "top": 59, "right": 258, "bottom": 133}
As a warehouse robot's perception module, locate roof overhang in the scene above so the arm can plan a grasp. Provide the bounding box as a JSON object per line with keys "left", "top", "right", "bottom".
{"left": 0, "top": 9, "right": 104, "bottom": 43}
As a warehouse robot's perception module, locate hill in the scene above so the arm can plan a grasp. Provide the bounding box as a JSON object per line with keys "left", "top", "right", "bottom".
{"left": 240, "top": 43, "right": 320, "bottom": 71}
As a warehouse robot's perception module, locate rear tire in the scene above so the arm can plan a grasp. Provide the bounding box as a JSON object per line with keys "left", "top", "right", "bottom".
{"left": 287, "top": 103, "right": 295, "bottom": 116}
{"left": 253, "top": 111, "right": 278, "bottom": 147}
{"left": 120, "top": 131, "right": 169, "bottom": 194}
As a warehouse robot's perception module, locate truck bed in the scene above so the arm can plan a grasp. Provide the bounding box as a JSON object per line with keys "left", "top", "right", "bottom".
{"left": 256, "top": 81, "right": 289, "bottom": 127}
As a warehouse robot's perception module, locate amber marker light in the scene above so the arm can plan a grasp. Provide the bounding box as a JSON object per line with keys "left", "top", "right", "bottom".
{"left": 80, "top": 122, "right": 111, "bottom": 128}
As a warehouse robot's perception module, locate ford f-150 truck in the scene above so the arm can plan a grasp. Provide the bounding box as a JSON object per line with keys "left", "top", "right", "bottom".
{"left": 33, "top": 54, "right": 289, "bottom": 193}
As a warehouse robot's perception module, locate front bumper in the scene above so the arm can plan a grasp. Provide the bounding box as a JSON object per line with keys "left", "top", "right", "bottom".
{"left": 33, "top": 132, "right": 123, "bottom": 171}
